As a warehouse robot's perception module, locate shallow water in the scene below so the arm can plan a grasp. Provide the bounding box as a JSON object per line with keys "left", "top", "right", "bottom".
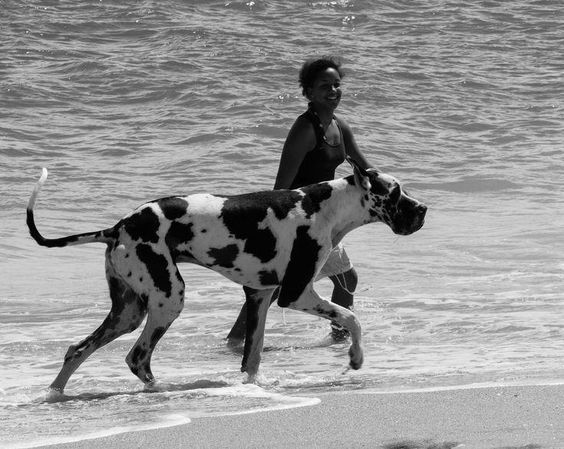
{"left": 1, "top": 1, "right": 563, "bottom": 447}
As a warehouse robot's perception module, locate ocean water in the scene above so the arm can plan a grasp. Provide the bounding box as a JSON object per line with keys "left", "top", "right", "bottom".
{"left": 1, "top": 0, "right": 563, "bottom": 447}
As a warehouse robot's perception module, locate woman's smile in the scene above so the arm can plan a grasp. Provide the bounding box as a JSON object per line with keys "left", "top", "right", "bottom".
{"left": 308, "top": 67, "right": 343, "bottom": 110}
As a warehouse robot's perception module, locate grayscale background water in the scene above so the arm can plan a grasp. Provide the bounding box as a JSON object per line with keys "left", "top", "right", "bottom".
{"left": 1, "top": 1, "right": 563, "bottom": 447}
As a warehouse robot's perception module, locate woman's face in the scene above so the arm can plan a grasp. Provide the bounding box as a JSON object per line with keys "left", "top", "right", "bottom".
{"left": 306, "top": 67, "right": 342, "bottom": 110}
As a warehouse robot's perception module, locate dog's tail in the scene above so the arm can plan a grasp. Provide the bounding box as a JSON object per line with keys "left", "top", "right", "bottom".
{"left": 27, "top": 168, "right": 116, "bottom": 248}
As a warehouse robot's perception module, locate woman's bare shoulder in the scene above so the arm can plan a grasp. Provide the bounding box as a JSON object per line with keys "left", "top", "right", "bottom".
{"left": 286, "top": 114, "right": 316, "bottom": 144}
{"left": 334, "top": 114, "right": 353, "bottom": 133}
{"left": 291, "top": 113, "right": 315, "bottom": 132}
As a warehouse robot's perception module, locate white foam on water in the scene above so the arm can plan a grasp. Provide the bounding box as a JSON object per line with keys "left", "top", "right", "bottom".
{"left": 4, "top": 414, "right": 192, "bottom": 449}
{"left": 1, "top": 381, "right": 320, "bottom": 449}
{"left": 188, "top": 383, "right": 321, "bottom": 418}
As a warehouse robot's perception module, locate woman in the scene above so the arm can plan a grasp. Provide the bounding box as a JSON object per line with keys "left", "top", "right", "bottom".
{"left": 228, "top": 57, "right": 372, "bottom": 342}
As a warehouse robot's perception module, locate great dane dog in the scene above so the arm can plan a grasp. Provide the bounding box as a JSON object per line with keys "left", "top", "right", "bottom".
{"left": 27, "top": 159, "right": 426, "bottom": 393}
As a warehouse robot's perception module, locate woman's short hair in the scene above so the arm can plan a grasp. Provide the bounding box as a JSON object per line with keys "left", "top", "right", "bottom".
{"left": 299, "top": 57, "right": 345, "bottom": 96}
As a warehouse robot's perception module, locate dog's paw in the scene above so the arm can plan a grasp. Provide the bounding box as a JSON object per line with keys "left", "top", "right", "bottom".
{"left": 143, "top": 381, "right": 162, "bottom": 392}
{"left": 348, "top": 345, "right": 364, "bottom": 370}
{"left": 42, "top": 388, "right": 67, "bottom": 403}
{"left": 226, "top": 336, "right": 245, "bottom": 350}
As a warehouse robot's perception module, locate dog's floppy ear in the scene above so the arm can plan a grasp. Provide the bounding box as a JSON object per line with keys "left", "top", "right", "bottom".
{"left": 346, "top": 157, "right": 371, "bottom": 191}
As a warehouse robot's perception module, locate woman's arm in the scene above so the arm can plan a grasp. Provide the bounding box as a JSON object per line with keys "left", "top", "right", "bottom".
{"left": 338, "top": 118, "right": 372, "bottom": 170}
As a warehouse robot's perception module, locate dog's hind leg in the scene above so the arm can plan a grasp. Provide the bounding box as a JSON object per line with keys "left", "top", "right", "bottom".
{"left": 240, "top": 286, "right": 276, "bottom": 379}
{"left": 283, "top": 285, "right": 364, "bottom": 370}
{"left": 125, "top": 266, "right": 185, "bottom": 387}
{"left": 49, "top": 259, "right": 148, "bottom": 393}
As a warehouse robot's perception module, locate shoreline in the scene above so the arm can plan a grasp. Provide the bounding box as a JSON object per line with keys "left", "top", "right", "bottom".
{"left": 32, "top": 382, "right": 564, "bottom": 449}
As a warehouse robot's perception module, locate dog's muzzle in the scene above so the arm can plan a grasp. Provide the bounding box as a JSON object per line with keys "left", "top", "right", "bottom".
{"left": 392, "top": 202, "right": 427, "bottom": 236}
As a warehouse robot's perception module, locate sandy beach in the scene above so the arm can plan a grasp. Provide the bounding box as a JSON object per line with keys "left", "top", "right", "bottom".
{"left": 35, "top": 383, "right": 563, "bottom": 449}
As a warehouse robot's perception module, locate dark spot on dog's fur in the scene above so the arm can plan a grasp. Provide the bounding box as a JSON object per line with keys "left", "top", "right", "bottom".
{"left": 259, "top": 270, "right": 279, "bottom": 286}
{"left": 150, "top": 327, "right": 167, "bottom": 347}
{"left": 313, "top": 305, "right": 338, "bottom": 319}
{"left": 156, "top": 197, "right": 189, "bottom": 220}
{"left": 131, "top": 346, "right": 147, "bottom": 367}
{"left": 208, "top": 244, "right": 239, "bottom": 268}
{"left": 277, "top": 226, "right": 321, "bottom": 307}
{"left": 300, "top": 183, "right": 333, "bottom": 218}
{"left": 165, "top": 221, "right": 194, "bottom": 253}
{"left": 220, "top": 194, "right": 268, "bottom": 236}
{"left": 244, "top": 228, "right": 277, "bottom": 263}
{"left": 223, "top": 190, "right": 302, "bottom": 222}
{"left": 269, "top": 191, "right": 302, "bottom": 220}
{"left": 122, "top": 207, "right": 160, "bottom": 243}
{"left": 136, "top": 244, "right": 172, "bottom": 297}
{"left": 220, "top": 191, "right": 301, "bottom": 263}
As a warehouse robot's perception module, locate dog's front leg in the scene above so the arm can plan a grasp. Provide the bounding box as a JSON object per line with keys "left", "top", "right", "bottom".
{"left": 284, "top": 285, "right": 364, "bottom": 370}
{"left": 240, "top": 286, "right": 276, "bottom": 380}
{"left": 227, "top": 288, "right": 280, "bottom": 344}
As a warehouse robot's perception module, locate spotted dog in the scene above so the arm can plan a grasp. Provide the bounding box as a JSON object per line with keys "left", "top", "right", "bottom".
{"left": 26, "top": 159, "right": 426, "bottom": 393}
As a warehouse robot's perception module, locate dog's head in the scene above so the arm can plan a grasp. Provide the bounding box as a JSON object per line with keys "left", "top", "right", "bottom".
{"left": 348, "top": 158, "right": 427, "bottom": 236}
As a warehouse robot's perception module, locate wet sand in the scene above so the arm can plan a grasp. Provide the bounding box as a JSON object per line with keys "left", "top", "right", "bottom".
{"left": 36, "top": 383, "right": 563, "bottom": 449}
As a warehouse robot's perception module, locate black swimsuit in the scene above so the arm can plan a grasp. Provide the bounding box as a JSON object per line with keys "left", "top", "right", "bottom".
{"left": 290, "top": 106, "right": 346, "bottom": 189}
